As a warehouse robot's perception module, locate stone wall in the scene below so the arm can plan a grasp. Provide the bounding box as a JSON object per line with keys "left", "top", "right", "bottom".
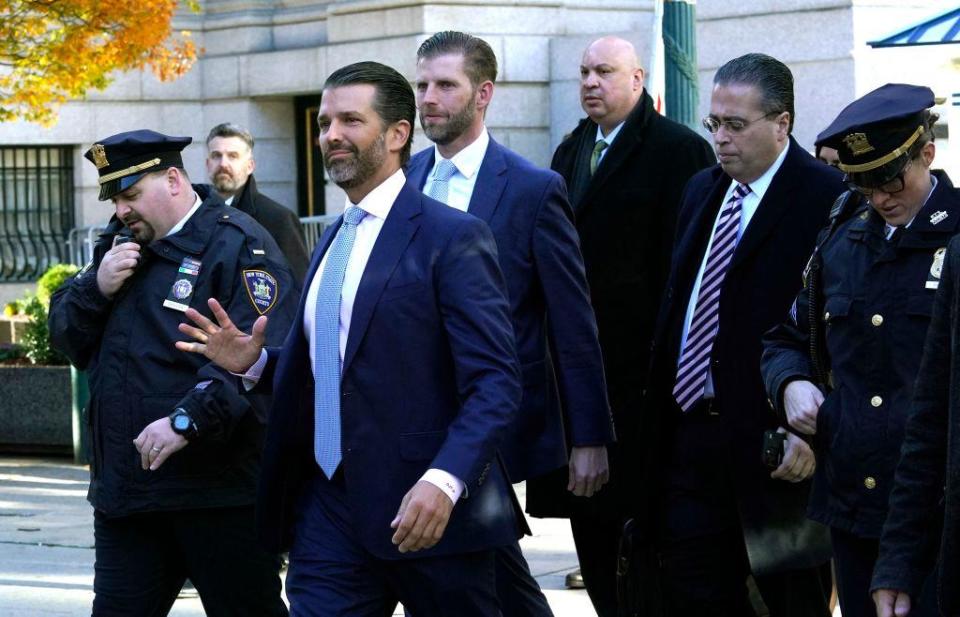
{"left": 0, "top": 0, "right": 955, "bottom": 235}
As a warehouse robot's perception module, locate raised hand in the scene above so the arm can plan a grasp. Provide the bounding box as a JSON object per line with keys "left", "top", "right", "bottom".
{"left": 176, "top": 297, "right": 267, "bottom": 373}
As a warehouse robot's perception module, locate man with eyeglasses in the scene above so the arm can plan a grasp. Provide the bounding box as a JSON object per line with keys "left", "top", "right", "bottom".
{"left": 763, "top": 84, "right": 947, "bottom": 617}
{"left": 634, "top": 53, "right": 844, "bottom": 615}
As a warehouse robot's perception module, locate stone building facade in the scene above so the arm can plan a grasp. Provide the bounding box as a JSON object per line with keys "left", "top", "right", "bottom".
{"left": 0, "top": 0, "right": 955, "bottom": 299}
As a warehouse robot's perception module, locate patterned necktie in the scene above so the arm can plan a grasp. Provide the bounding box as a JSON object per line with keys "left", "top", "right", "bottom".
{"left": 590, "top": 140, "right": 608, "bottom": 175}
{"left": 426, "top": 158, "right": 458, "bottom": 205}
{"left": 673, "top": 183, "right": 751, "bottom": 413}
{"left": 313, "top": 205, "right": 366, "bottom": 478}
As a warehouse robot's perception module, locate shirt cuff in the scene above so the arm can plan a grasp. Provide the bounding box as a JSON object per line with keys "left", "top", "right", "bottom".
{"left": 420, "top": 468, "right": 465, "bottom": 505}
{"left": 233, "top": 349, "right": 268, "bottom": 391}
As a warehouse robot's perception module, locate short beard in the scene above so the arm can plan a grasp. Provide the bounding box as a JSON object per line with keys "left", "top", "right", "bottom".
{"left": 420, "top": 102, "right": 476, "bottom": 146}
{"left": 325, "top": 133, "right": 387, "bottom": 190}
{"left": 212, "top": 172, "right": 241, "bottom": 195}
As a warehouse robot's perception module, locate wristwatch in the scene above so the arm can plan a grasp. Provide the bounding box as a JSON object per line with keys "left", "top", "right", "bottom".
{"left": 169, "top": 407, "right": 199, "bottom": 440}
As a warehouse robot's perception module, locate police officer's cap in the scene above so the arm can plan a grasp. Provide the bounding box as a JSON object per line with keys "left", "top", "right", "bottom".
{"left": 815, "top": 84, "right": 934, "bottom": 189}
{"left": 83, "top": 130, "right": 192, "bottom": 201}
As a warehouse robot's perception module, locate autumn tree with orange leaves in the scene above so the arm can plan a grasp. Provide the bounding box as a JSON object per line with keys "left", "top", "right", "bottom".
{"left": 0, "top": 0, "right": 200, "bottom": 125}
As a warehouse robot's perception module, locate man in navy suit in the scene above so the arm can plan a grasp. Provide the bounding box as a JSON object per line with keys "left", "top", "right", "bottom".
{"left": 177, "top": 61, "right": 524, "bottom": 616}
{"left": 405, "top": 31, "right": 615, "bottom": 617}
{"left": 637, "top": 53, "right": 845, "bottom": 615}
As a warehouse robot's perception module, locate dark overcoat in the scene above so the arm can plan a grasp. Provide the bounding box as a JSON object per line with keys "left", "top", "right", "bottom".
{"left": 233, "top": 174, "right": 310, "bottom": 284}
{"left": 541, "top": 90, "right": 714, "bottom": 517}
{"left": 873, "top": 172, "right": 960, "bottom": 614}
{"left": 642, "top": 139, "right": 845, "bottom": 573}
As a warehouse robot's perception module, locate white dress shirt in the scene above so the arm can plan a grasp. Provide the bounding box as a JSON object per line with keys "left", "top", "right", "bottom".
{"left": 422, "top": 128, "right": 490, "bottom": 212}
{"left": 678, "top": 139, "right": 791, "bottom": 397}
{"left": 244, "top": 169, "right": 465, "bottom": 503}
{"left": 166, "top": 194, "right": 204, "bottom": 237}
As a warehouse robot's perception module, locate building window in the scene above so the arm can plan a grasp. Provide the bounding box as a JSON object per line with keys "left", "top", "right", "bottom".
{"left": 0, "top": 146, "right": 75, "bottom": 281}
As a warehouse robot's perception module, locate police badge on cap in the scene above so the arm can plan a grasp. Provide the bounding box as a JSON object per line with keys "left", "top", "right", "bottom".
{"left": 815, "top": 84, "right": 936, "bottom": 192}
{"left": 83, "top": 130, "right": 192, "bottom": 201}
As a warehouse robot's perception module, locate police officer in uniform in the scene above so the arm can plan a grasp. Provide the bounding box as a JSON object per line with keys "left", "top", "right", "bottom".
{"left": 49, "top": 130, "right": 297, "bottom": 616}
{"left": 762, "top": 84, "right": 953, "bottom": 617}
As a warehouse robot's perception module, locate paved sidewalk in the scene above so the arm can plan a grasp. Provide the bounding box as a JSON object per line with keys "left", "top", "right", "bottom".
{"left": 0, "top": 456, "right": 594, "bottom": 616}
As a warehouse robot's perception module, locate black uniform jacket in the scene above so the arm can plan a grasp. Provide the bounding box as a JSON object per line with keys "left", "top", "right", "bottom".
{"left": 643, "top": 140, "right": 845, "bottom": 574}
{"left": 763, "top": 170, "right": 960, "bottom": 538}
{"left": 49, "top": 185, "right": 298, "bottom": 517}
{"left": 541, "top": 90, "right": 714, "bottom": 517}
{"left": 872, "top": 173, "right": 960, "bottom": 613}
{"left": 233, "top": 174, "right": 310, "bottom": 284}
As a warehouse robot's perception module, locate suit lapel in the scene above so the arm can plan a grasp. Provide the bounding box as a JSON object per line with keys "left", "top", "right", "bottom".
{"left": 341, "top": 183, "right": 422, "bottom": 374}
{"left": 467, "top": 138, "right": 508, "bottom": 223}
{"left": 406, "top": 149, "right": 434, "bottom": 192}
{"left": 675, "top": 170, "right": 730, "bottom": 302}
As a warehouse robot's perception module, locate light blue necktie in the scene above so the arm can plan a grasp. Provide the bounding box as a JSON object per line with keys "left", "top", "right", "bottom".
{"left": 426, "top": 158, "right": 458, "bottom": 205}
{"left": 313, "top": 205, "right": 366, "bottom": 478}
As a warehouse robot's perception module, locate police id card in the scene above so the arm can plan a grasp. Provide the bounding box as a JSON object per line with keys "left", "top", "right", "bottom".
{"left": 163, "top": 256, "right": 202, "bottom": 312}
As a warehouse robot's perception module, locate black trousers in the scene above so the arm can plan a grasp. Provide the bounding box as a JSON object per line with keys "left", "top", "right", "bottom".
{"left": 92, "top": 506, "right": 287, "bottom": 617}
{"left": 494, "top": 540, "right": 554, "bottom": 617}
{"left": 569, "top": 508, "right": 625, "bottom": 617}
{"left": 830, "top": 527, "right": 938, "bottom": 617}
{"left": 658, "top": 528, "right": 831, "bottom": 617}
{"left": 657, "top": 405, "right": 831, "bottom": 617}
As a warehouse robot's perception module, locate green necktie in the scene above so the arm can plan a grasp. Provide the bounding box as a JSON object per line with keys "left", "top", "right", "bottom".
{"left": 590, "top": 139, "right": 608, "bottom": 175}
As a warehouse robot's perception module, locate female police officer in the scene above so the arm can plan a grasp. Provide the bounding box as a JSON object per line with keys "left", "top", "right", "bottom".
{"left": 762, "top": 84, "right": 957, "bottom": 617}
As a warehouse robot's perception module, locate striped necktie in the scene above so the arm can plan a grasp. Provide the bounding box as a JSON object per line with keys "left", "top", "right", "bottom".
{"left": 426, "top": 158, "right": 458, "bottom": 205}
{"left": 673, "top": 183, "right": 751, "bottom": 413}
{"left": 313, "top": 205, "right": 366, "bottom": 478}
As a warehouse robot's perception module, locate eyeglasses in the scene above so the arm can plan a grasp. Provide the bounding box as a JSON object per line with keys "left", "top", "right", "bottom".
{"left": 847, "top": 160, "right": 913, "bottom": 197}
{"left": 701, "top": 112, "right": 780, "bottom": 134}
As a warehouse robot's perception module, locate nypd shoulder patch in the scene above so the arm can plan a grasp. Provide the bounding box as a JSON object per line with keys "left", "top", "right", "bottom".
{"left": 243, "top": 269, "right": 279, "bottom": 315}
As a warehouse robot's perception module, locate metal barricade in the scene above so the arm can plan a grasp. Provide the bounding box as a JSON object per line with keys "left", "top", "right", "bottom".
{"left": 66, "top": 226, "right": 105, "bottom": 266}
{"left": 299, "top": 215, "right": 340, "bottom": 253}
{"left": 63, "top": 213, "right": 338, "bottom": 269}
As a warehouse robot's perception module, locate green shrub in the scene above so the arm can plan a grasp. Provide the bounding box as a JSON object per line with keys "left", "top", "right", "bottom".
{"left": 37, "top": 263, "right": 79, "bottom": 307}
{"left": 20, "top": 295, "right": 67, "bottom": 365}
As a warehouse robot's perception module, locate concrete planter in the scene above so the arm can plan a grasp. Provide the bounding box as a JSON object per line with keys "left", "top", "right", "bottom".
{"left": 0, "top": 365, "right": 73, "bottom": 454}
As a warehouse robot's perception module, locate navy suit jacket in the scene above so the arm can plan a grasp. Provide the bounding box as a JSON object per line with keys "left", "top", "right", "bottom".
{"left": 255, "top": 181, "right": 524, "bottom": 559}
{"left": 407, "top": 138, "right": 614, "bottom": 484}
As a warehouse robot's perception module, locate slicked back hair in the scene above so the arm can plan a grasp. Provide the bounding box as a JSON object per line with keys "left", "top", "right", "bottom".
{"left": 416, "top": 31, "right": 498, "bottom": 87}
{"left": 714, "top": 53, "right": 795, "bottom": 135}
{"left": 206, "top": 123, "right": 255, "bottom": 150}
{"left": 323, "top": 61, "right": 416, "bottom": 165}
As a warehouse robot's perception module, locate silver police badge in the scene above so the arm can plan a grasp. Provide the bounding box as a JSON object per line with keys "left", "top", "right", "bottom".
{"left": 172, "top": 279, "right": 193, "bottom": 300}
{"left": 927, "top": 247, "right": 947, "bottom": 289}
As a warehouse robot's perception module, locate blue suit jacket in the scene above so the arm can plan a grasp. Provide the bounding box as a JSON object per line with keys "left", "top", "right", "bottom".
{"left": 255, "top": 181, "right": 524, "bottom": 559}
{"left": 407, "top": 138, "right": 614, "bottom": 483}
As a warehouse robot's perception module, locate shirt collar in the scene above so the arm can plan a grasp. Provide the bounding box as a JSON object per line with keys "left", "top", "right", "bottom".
{"left": 595, "top": 121, "right": 625, "bottom": 148}
{"left": 431, "top": 127, "right": 489, "bottom": 180}
{"left": 345, "top": 168, "right": 406, "bottom": 220}
{"left": 166, "top": 193, "right": 204, "bottom": 237}
{"left": 884, "top": 173, "right": 940, "bottom": 235}
{"left": 743, "top": 139, "right": 790, "bottom": 200}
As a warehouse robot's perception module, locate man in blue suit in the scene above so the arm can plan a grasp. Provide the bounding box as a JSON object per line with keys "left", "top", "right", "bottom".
{"left": 405, "top": 31, "right": 615, "bottom": 617}
{"left": 177, "top": 61, "right": 525, "bottom": 616}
